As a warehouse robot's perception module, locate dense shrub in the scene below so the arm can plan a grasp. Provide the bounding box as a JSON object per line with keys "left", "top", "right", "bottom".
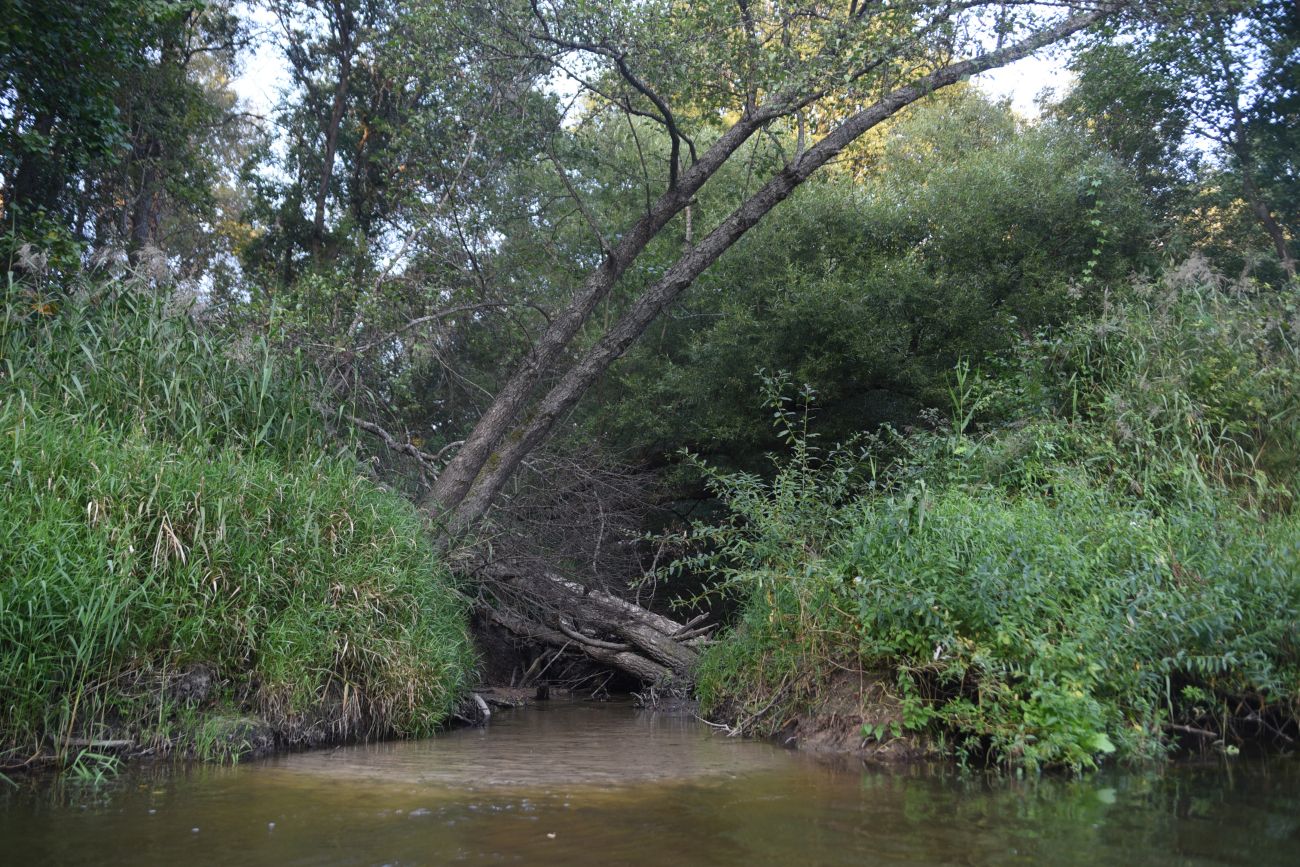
{"left": 0, "top": 276, "right": 473, "bottom": 763}
{"left": 690, "top": 269, "right": 1300, "bottom": 770}
{"left": 591, "top": 91, "right": 1151, "bottom": 472}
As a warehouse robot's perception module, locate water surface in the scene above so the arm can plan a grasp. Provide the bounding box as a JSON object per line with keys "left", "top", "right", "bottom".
{"left": 2, "top": 700, "right": 1297, "bottom": 865}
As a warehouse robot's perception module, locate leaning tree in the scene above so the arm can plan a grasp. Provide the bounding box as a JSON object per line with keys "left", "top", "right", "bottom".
{"left": 383, "top": 0, "right": 1145, "bottom": 683}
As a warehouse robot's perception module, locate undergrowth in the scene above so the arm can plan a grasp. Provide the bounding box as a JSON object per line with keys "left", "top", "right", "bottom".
{"left": 688, "top": 265, "right": 1300, "bottom": 771}
{"left": 0, "top": 273, "right": 473, "bottom": 768}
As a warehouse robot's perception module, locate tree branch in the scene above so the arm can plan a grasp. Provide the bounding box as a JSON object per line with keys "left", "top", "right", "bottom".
{"left": 450, "top": 7, "right": 1116, "bottom": 527}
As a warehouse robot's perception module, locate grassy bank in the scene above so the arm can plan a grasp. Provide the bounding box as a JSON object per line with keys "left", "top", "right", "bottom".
{"left": 690, "top": 266, "right": 1300, "bottom": 771}
{"left": 1, "top": 276, "right": 473, "bottom": 769}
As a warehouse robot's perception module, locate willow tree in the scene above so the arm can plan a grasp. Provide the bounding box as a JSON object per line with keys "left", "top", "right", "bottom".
{"left": 424, "top": 0, "right": 1134, "bottom": 531}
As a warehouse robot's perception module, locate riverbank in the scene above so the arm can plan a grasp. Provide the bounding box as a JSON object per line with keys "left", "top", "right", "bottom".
{"left": 691, "top": 277, "right": 1300, "bottom": 771}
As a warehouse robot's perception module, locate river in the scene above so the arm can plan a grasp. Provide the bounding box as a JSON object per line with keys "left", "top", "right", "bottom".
{"left": 2, "top": 699, "right": 1297, "bottom": 865}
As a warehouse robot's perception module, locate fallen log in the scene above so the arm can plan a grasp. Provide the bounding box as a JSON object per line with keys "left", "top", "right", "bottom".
{"left": 61, "top": 738, "right": 134, "bottom": 750}
{"left": 482, "top": 601, "right": 678, "bottom": 685}
{"left": 471, "top": 559, "right": 712, "bottom": 685}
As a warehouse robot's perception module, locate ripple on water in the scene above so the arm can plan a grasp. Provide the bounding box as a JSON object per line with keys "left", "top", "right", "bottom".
{"left": 260, "top": 700, "right": 793, "bottom": 791}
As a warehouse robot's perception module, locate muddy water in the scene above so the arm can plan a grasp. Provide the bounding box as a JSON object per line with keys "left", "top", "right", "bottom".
{"left": 2, "top": 700, "right": 1298, "bottom": 865}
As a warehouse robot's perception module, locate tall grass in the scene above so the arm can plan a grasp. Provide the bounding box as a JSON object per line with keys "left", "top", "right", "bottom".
{"left": 1, "top": 275, "right": 473, "bottom": 765}
{"left": 689, "top": 267, "right": 1300, "bottom": 770}
{"left": 1, "top": 276, "right": 325, "bottom": 458}
{"left": 1027, "top": 257, "right": 1300, "bottom": 510}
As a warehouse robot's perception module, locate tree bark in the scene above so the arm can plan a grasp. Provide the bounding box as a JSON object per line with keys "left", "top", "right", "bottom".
{"left": 491, "top": 607, "right": 675, "bottom": 683}
{"left": 1241, "top": 169, "right": 1296, "bottom": 280}
{"left": 1220, "top": 38, "right": 1296, "bottom": 281}
{"left": 481, "top": 566, "right": 703, "bottom": 683}
{"left": 10, "top": 112, "right": 58, "bottom": 216}
{"left": 129, "top": 137, "right": 162, "bottom": 251}
{"left": 443, "top": 10, "right": 1110, "bottom": 529}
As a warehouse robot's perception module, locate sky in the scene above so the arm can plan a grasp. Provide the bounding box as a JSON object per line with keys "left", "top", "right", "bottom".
{"left": 979, "top": 54, "right": 1076, "bottom": 117}
{"left": 231, "top": 6, "right": 282, "bottom": 119}
{"left": 232, "top": 10, "right": 1075, "bottom": 122}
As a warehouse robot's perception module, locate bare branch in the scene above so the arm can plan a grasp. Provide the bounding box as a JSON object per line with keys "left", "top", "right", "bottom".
{"left": 525, "top": 0, "right": 696, "bottom": 186}
{"left": 345, "top": 413, "right": 451, "bottom": 484}
{"left": 354, "top": 302, "right": 548, "bottom": 353}
{"left": 545, "top": 147, "right": 610, "bottom": 255}
{"left": 558, "top": 620, "right": 632, "bottom": 651}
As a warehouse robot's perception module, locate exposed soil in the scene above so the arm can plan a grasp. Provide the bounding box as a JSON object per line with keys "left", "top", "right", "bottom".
{"left": 772, "top": 670, "right": 930, "bottom": 762}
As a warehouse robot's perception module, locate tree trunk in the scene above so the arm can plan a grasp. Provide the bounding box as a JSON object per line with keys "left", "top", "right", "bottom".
{"left": 1240, "top": 163, "right": 1296, "bottom": 280}
{"left": 481, "top": 565, "right": 706, "bottom": 684}
{"left": 423, "top": 112, "right": 775, "bottom": 518}
{"left": 313, "top": 3, "right": 355, "bottom": 258}
{"left": 439, "top": 11, "right": 1108, "bottom": 530}
{"left": 10, "top": 112, "right": 59, "bottom": 216}
{"left": 129, "top": 136, "right": 162, "bottom": 251}
{"left": 1222, "top": 48, "right": 1296, "bottom": 281}
{"left": 489, "top": 608, "right": 675, "bottom": 683}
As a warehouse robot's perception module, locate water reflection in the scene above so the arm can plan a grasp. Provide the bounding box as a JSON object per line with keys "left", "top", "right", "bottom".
{"left": 2, "top": 700, "right": 1296, "bottom": 865}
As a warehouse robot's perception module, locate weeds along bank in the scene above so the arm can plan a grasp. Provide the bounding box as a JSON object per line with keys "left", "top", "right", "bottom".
{"left": 0, "top": 276, "right": 473, "bottom": 770}
{"left": 691, "top": 265, "right": 1300, "bottom": 771}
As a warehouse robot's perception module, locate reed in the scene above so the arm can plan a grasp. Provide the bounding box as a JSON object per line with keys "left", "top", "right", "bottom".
{"left": 1, "top": 275, "right": 473, "bottom": 766}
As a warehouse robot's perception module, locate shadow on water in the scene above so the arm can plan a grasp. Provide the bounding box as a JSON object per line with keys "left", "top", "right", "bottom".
{"left": 2, "top": 699, "right": 1297, "bottom": 865}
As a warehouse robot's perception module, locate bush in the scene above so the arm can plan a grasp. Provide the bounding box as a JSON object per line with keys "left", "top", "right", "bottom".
{"left": 0, "top": 275, "right": 473, "bottom": 763}
{"left": 690, "top": 270, "right": 1300, "bottom": 771}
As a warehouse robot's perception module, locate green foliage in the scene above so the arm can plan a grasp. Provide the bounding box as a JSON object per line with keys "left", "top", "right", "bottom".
{"left": 1026, "top": 257, "right": 1300, "bottom": 507}
{"left": 592, "top": 92, "right": 1151, "bottom": 472}
{"left": 1060, "top": 0, "right": 1298, "bottom": 281}
{"left": 1248, "top": 2, "right": 1300, "bottom": 235}
{"left": 0, "top": 275, "right": 473, "bottom": 763}
{"left": 691, "top": 268, "right": 1300, "bottom": 771}
{"left": 1053, "top": 41, "right": 1196, "bottom": 216}
{"left": 1, "top": 0, "right": 149, "bottom": 213}
{"left": 1, "top": 277, "right": 327, "bottom": 458}
{"left": 1, "top": 0, "right": 244, "bottom": 259}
